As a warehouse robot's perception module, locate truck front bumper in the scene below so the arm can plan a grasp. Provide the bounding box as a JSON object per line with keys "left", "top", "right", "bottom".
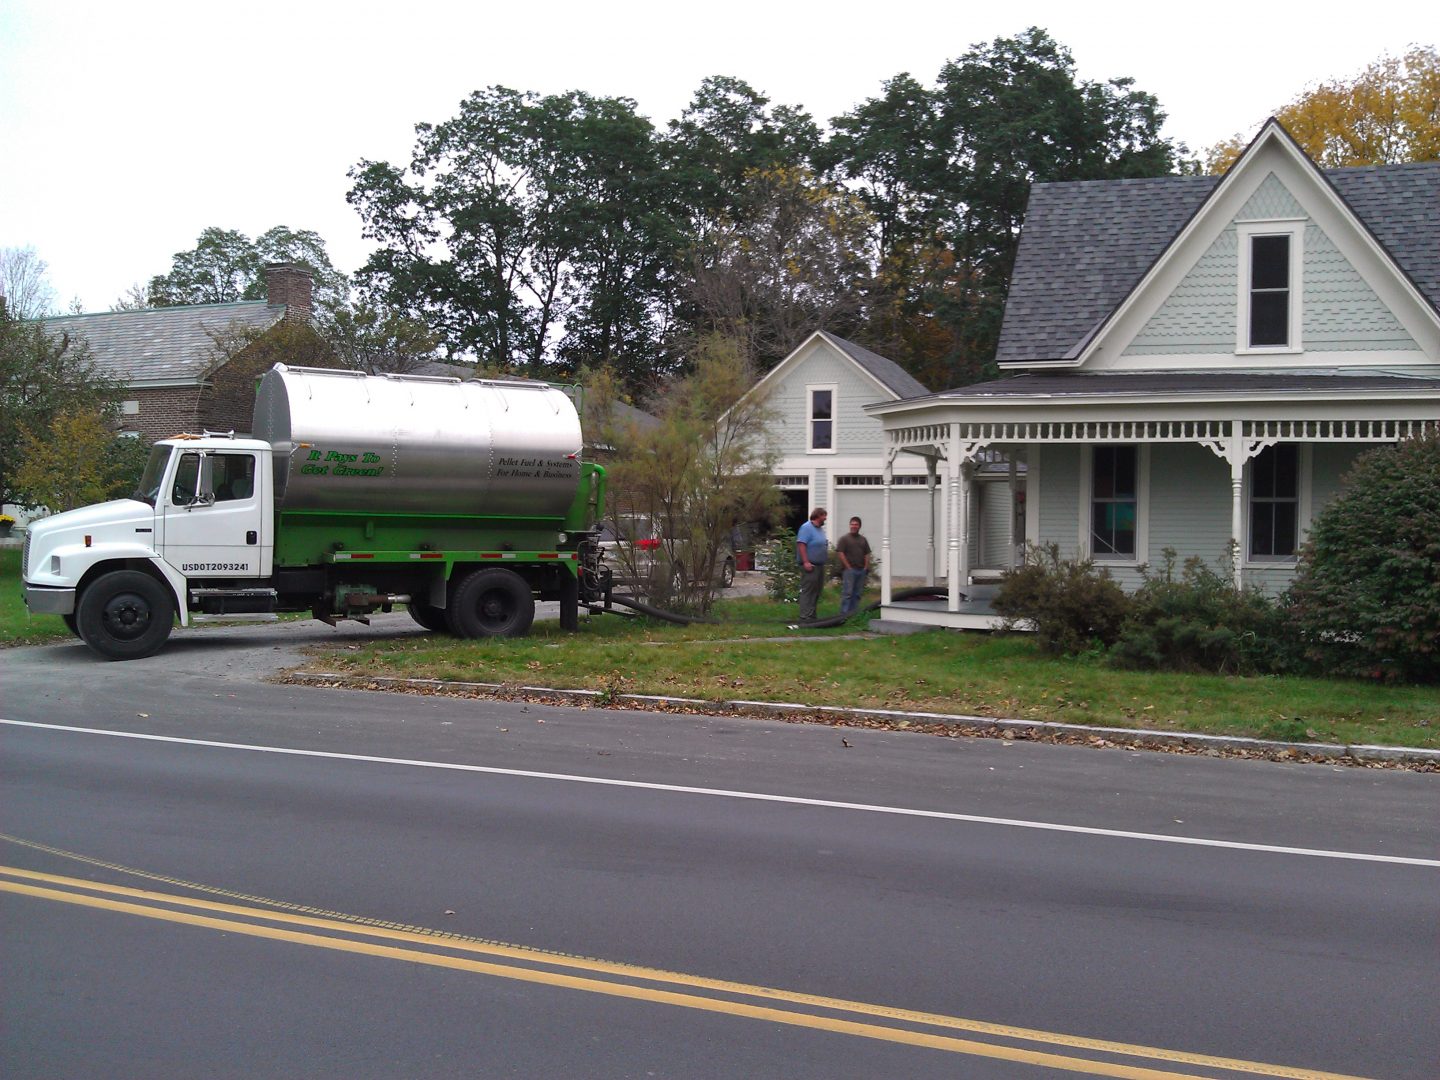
{"left": 24, "top": 585, "right": 76, "bottom": 615}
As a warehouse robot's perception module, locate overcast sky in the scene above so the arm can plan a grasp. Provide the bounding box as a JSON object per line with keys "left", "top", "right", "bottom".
{"left": 0, "top": 0, "right": 1431, "bottom": 313}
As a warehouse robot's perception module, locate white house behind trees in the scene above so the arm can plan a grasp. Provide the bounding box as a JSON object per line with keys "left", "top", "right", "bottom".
{"left": 864, "top": 119, "right": 1440, "bottom": 631}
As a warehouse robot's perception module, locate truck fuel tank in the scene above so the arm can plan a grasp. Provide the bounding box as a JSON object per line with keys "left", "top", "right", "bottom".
{"left": 253, "top": 365, "right": 583, "bottom": 520}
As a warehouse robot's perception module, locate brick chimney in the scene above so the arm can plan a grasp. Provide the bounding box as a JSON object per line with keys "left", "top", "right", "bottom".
{"left": 263, "top": 262, "right": 313, "bottom": 324}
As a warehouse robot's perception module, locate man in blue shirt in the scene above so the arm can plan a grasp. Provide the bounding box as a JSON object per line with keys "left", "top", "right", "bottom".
{"left": 795, "top": 507, "right": 829, "bottom": 623}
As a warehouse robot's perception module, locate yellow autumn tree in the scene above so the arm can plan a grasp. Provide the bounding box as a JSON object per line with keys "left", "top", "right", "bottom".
{"left": 15, "top": 409, "right": 117, "bottom": 513}
{"left": 1206, "top": 45, "right": 1440, "bottom": 172}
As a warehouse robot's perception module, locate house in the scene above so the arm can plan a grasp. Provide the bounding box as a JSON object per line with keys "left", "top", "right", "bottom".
{"left": 864, "top": 119, "right": 1440, "bottom": 629}
{"left": 37, "top": 263, "right": 336, "bottom": 442}
{"left": 748, "top": 330, "right": 1022, "bottom": 579}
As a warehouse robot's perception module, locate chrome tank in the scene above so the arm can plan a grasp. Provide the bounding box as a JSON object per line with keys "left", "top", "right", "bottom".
{"left": 253, "top": 365, "right": 582, "bottom": 518}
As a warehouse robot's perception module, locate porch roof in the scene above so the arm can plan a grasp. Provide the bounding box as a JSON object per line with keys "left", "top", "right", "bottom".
{"left": 869, "top": 371, "right": 1440, "bottom": 410}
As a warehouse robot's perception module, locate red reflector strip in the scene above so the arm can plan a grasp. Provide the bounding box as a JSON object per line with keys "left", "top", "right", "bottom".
{"left": 349, "top": 553, "right": 374, "bottom": 559}
{"left": 408, "top": 552, "right": 445, "bottom": 560}
{"left": 538, "top": 553, "right": 558, "bottom": 559}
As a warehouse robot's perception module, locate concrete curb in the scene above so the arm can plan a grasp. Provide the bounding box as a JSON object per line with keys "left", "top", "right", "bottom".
{"left": 282, "top": 671, "right": 1440, "bottom": 768}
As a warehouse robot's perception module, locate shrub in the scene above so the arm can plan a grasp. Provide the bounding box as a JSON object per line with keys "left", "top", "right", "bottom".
{"left": 762, "top": 525, "right": 801, "bottom": 602}
{"left": 1285, "top": 431, "right": 1440, "bottom": 683}
{"left": 993, "top": 543, "right": 1132, "bottom": 654}
{"left": 1109, "top": 549, "right": 1292, "bottom": 675}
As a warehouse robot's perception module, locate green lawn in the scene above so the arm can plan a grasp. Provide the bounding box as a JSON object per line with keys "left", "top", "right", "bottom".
{"left": 0, "top": 548, "right": 70, "bottom": 645}
{"left": 298, "top": 596, "right": 1440, "bottom": 750}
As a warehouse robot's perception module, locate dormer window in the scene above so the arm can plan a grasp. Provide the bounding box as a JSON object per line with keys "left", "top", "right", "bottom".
{"left": 1236, "top": 220, "right": 1303, "bottom": 353}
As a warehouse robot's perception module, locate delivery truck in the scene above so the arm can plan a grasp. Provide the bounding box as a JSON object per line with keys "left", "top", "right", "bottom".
{"left": 21, "top": 364, "right": 606, "bottom": 660}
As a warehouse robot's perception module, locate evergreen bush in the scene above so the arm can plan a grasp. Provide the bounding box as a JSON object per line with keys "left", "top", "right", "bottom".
{"left": 1109, "top": 549, "right": 1291, "bottom": 675}
{"left": 1284, "top": 432, "right": 1440, "bottom": 683}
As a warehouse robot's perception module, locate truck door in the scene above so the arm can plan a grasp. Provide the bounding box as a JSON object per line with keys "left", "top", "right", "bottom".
{"left": 158, "top": 450, "right": 265, "bottom": 578}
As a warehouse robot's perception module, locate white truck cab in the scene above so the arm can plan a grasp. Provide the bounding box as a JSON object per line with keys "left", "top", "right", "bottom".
{"left": 23, "top": 434, "right": 274, "bottom": 659}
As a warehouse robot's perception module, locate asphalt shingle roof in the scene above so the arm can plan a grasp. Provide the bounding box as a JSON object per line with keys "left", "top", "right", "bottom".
{"left": 823, "top": 332, "right": 930, "bottom": 398}
{"left": 37, "top": 301, "right": 286, "bottom": 383}
{"left": 995, "top": 162, "right": 1440, "bottom": 366}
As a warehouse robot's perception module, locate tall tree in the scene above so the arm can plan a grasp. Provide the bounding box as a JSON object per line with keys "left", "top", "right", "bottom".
{"left": 689, "top": 166, "right": 874, "bottom": 370}
{"left": 147, "top": 226, "right": 348, "bottom": 316}
{"left": 349, "top": 87, "right": 680, "bottom": 387}
{"left": 0, "top": 246, "right": 58, "bottom": 320}
{"left": 665, "top": 76, "right": 823, "bottom": 241}
{"left": 926, "top": 27, "right": 1182, "bottom": 383}
{"left": 1207, "top": 45, "right": 1440, "bottom": 172}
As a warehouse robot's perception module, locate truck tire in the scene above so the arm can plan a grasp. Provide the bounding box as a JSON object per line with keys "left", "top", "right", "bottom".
{"left": 75, "top": 570, "right": 175, "bottom": 660}
{"left": 446, "top": 568, "right": 535, "bottom": 639}
{"left": 407, "top": 601, "right": 448, "bottom": 633}
{"left": 62, "top": 613, "right": 82, "bottom": 637}
{"left": 559, "top": 569, "right": 579, "bottom": 632}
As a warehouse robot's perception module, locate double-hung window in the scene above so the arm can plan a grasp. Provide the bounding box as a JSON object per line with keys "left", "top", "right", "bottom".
{"left": 1236, "top": 221, "right": 1303, "bottom": 352}
{"left": 1249, "top": 444, "right": 1299, "bottom": 560}
{"left": 1091, "top": 446, "right": 1137, "bottom": 559}
{"left": 807, "top": 386, "right": 835, "bottom": 452}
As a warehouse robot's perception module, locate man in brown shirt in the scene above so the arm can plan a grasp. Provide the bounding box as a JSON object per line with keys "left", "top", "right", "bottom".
{"left": 835, "top": 516, "right": 872, "bottom": 617}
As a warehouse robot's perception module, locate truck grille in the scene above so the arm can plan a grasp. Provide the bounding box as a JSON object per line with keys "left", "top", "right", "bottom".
{"left": 23, "top": 530, "right": 31, "bottom": 577}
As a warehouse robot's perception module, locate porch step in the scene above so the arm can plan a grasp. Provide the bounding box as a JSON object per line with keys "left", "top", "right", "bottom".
{"left": 867, "top": 618, "right": 941, "bottom": 636}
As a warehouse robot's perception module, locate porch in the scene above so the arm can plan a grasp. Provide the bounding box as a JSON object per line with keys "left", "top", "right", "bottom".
{"left": 871, "top": 583, "right": 1006, "bottom": 634}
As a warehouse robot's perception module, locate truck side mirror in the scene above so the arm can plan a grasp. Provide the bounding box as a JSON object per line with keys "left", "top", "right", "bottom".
{"left": 194, "top": 455, "right": 216, "bottom": 508}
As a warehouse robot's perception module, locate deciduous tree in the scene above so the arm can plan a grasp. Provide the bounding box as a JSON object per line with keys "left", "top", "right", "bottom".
{"left": 608, "top": 335, "right": 780, "bottom": 612}
{"left": 0, "top": 307, "right": 122, "bottom": 506}
{"left": 0, "top": 246, "right": 58, "bottom": 320}
{"left": 1206, "top": 46, "right": 1440, "bottom": 172}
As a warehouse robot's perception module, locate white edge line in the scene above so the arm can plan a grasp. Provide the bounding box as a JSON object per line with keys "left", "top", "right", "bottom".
{"left": 4, "top": 718, "right": 1437, "bottom": 868}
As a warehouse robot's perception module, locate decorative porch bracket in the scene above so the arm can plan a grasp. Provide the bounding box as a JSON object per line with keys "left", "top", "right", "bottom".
{"left": 1199, "top": 425, "right": 1274, "bottom": 588}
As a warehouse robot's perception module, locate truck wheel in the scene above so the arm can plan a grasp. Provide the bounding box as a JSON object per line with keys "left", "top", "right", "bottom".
{"left": 559, "top": 570, "right": 579, "bottom": 632}
{"left": 75, "top": 570, "right": 175, "bottom": 660}
{"left": 446, "top": 569, "right": 535, "bottom": 639}
{"left": 407, "top": 602, "right": 448, "bottom": 633}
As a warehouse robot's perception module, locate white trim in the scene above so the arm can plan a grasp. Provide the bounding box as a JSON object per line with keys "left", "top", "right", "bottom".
{"left": 806, "top": 383, "right": 838, "bottom": 454}
{"left": 1025, "top": 447, "right": 1040, "bottom": 548}
{"left": 1235, "top": 220, "right": 1304, "bottom": 354}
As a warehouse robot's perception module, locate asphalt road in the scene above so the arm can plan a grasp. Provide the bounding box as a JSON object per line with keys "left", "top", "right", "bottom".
{"left": 2, "top": 618, "right": 1437, "bottom": 1079}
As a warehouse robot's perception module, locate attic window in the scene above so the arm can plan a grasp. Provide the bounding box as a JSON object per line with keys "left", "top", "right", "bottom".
{"left": 808, "top": 386, "right": 835, "bottom": 452}
{"left": 1236, "top": 220, "right": 1303, "bottom": 353}
{"left": 1249, "top": 236, "right": 1290, "bottom": 346}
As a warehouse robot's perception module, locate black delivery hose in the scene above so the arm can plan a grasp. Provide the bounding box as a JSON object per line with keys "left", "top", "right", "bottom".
{"left": 792, "top": 585, "right": 957, "bottom": 630}
{"left": 607, "top": 593, "right": 717, "bottom": 624}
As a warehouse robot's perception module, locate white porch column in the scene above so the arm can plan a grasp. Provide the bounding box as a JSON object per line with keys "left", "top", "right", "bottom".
{"left": 926, "top": 456, "right": 939, "bottom": 587}
{"left": 1007, "top": 453, "right": 1019, "bottom": 569}
{"left": 947, "top": 426, "right": 964, "bottom": 612}
{"left": 1229, "top": 432, "right": 1245, "bottom": 590}
{"left": 956, "top": 461, "right": 975, "bottom": 607}
{"left": 881, "top": 453, "right": 894, "bottom": 606}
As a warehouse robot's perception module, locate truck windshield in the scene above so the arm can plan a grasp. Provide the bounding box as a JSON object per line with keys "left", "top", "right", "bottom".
{"left": 133, "top": 446, "right": 172, "bottom": 506}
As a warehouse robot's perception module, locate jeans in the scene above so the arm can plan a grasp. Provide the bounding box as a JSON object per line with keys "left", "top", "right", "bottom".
{"left": 840, "top": 568, "right": 868, "bottom": 616}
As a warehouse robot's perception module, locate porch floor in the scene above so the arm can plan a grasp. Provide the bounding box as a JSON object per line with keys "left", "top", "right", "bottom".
{"left": 874, "top": 582, "right": 1009, "bottom": 633}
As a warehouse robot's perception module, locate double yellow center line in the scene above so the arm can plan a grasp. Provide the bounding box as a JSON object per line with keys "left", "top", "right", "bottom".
{"left": 0, "top": 865, "right": 1366, "bottom": 1079}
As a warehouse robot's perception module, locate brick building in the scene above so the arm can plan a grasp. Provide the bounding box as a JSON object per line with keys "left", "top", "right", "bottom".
{"left": 37, "top": 263, "right": 340, "bottom": 441}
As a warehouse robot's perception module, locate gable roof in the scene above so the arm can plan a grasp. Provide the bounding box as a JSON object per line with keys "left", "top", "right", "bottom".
{"left": 996, "top": 157, "right": 1440, "bottom": 367}
{"left": 821, "top": 332, "right": 930, "bottom": 399}
{"left": 37, "top": 301, "right": 288, "bottom": 384}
